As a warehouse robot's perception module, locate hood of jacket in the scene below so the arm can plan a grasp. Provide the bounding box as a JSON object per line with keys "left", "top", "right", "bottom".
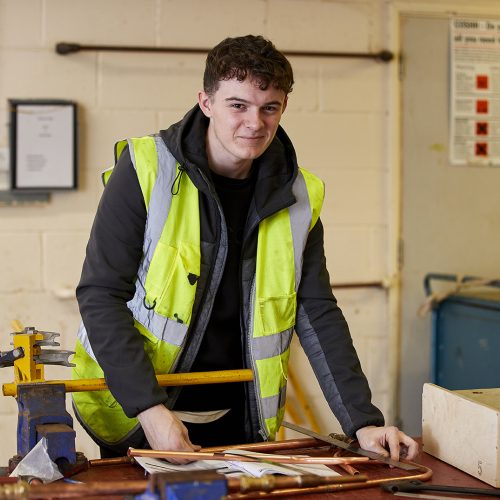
{"left": 159, "top": 105, "right": 300, "bottom": 218}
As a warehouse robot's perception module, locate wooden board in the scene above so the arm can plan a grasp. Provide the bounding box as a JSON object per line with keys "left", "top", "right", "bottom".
{"left": 422, "top": 383, "right": 500, "bottom": 487}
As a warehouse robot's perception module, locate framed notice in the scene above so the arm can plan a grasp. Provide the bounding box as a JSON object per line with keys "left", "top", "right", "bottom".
{"left": 9, "top": 99, "right": 77, "bottom": 190}
{"left": 450, "top": 18, "right": 500, "bottom": 166}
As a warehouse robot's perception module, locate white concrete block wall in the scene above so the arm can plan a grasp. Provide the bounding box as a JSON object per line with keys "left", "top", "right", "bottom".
{"left": 0, "top": 0, "right": 400, "bottom": 464}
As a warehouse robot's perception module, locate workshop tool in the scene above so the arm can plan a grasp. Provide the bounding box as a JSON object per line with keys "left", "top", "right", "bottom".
{"left": 2, "top": 325, "right": 253, "bottom": 478}
{"left": 2, "top": 367, "right": 254, "bottom": 396}
{"left": 0, "top": 347, "right": 24, "bottom": 368}
{"left": 0, "top": 326, "right": 87, "bottom": 475}
{"left": 382, "top": 479, "right": 500, "bottom": 496}
{"left": 282, "top": 420, "right": 419, "bottom": 471}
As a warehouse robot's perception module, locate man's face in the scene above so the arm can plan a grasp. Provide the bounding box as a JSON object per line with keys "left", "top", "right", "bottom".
{"left": 198, "top": 78, "right": 287, "bottom": 178}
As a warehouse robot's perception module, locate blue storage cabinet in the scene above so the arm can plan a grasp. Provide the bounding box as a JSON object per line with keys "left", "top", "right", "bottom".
{"left": 425, "top": 274, "right": 500, "bottom": 390}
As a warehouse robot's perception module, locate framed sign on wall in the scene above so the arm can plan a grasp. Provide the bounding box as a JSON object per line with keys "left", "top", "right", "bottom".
{"left": 9, "top": 99, "right": 77, "bottom": 190}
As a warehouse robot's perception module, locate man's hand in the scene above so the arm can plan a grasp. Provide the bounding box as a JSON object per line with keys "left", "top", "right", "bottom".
{"left": 355, "top": 425, "right": 419, "bottom": 462}
{"left": 137, "top": 404, "right": 201, "bottom": 464}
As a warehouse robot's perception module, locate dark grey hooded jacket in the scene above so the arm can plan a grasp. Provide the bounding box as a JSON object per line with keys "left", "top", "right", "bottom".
{"left": 77, "top": 105, "right": 384, "bottom": 442}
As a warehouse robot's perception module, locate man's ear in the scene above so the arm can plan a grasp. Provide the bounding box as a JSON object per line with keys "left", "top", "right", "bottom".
{"left": 282, "top": 95, "right": 288, "bottom": 113}
{"left": 198, "top": 91, "right": 212, "bottom": 118}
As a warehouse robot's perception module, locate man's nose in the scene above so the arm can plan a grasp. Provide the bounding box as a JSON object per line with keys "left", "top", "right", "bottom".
{"left": 245, "top": 110, "right": 264, "bottom": 130}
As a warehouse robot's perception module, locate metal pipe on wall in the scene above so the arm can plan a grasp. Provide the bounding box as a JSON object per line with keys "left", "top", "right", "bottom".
{"left": 55, "top": 42, "right": 394, "bottom": 62}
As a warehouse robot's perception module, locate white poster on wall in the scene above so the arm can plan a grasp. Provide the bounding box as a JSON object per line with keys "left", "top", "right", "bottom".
{"left": 12, "top": 101, "right": 76, "bottom": 189}
{"left": 450, "top": 18, "right": 500, "bottom": 166}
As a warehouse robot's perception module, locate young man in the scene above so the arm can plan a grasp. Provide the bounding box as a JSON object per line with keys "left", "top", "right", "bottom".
{"left": 73, "top": 35, "right": 418, "bottom": 462}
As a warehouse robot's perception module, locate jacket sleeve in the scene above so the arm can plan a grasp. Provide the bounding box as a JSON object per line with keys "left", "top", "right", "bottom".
{"left": 76, "top": 146, "right": 168, "bottom": 418}
{"left": 295, "top": 218, "right": 385, "bottom": 437}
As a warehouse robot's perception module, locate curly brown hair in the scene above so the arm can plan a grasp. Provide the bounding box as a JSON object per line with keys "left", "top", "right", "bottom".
{"left": 203, "top": 35, "right": 294, "bottom": 96}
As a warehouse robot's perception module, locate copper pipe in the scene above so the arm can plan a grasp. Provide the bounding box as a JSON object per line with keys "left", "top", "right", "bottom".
{"left": 29, "top": 480, "right": 148, "bottom": 498}
{"left": 333, "top": 450, "right": 360, "bottom": 476}
{"left": 23, "top": 461, "right": 431, "bottom": 499}
{"left": 89, "top": 439, "right": 326, "bottom": 468}
{"left": 127, "top": 448, "right": 368, "bottom": 465}
{"left": 88, "top": 456, "right": 134, "bottom": 467}
{"left": 226, "top": 462, "right": 433, "bottom": 498}
{"left": 227, "top": 473, "right": 368, "bottom": 493}
{"left": 202, "top": 437, "right": 322, "bottom": 453}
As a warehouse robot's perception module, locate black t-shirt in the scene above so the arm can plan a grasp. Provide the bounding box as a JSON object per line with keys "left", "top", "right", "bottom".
{"left": 173, "top": 168, "right": 257, "bottom": 446}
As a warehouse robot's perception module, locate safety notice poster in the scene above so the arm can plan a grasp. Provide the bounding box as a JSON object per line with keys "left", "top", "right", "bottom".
{"left": 450, "top": 18, "right": 500, "bottom": 166}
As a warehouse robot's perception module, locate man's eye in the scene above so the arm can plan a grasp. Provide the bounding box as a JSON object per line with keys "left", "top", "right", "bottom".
{"left": 264, "top": 106, "right": 278, "bottom": 112}
{"left": 231, "top": 103, "right": 245, "bottom": 109}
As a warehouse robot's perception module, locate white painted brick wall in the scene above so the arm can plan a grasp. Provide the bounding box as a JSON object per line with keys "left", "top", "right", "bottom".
{"left": 0, "top": 0, "right": 399, "bottom": 464}
{"left": 158, "top": 0, "right": 268, "bottom": 46}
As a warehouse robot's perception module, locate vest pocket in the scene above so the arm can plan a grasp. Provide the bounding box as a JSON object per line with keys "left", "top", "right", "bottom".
{"left": 256, "top": 292, "right": 297, "bottom": 335}
{"left": 144, "top": 240, "right": 200, "bottom": 326}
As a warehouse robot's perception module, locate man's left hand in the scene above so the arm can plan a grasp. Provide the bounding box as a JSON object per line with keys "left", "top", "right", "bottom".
{"left": 355, "top": 425, "right": 419, "bottom": 462}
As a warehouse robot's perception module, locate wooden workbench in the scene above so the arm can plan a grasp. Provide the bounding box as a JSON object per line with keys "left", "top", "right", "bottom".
{"left": 2, "top": 440, "right": 497, "bottom": 499}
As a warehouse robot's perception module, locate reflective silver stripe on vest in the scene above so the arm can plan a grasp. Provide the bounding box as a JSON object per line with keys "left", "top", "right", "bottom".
{"left": 290, "top": 170, "right": 313, "bottom": 289}
{"left": 78, "top": 136, "right": 187, "bottom": 361}
{"left": 261, "top": 385, "right": 287, "bottom": 420}
{"left": 77, "top": 321, "right": 97, "bottom": 361}
{"left": 250, "top": 172, "right": 315, "bottom": 433}
{"left": 250, "top": 328, "right": 293, "bottom": 360}
{"left": 127, "top": 136, "right": 188, "bottom": 344}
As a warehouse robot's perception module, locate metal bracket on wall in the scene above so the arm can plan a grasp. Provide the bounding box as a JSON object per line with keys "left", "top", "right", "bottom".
{"left": 55, "top": 42, "right": 394, "bottom": 62}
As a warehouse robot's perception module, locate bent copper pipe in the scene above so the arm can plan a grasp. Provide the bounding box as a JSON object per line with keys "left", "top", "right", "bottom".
{"left": 226, "top": 462, "right": 433, "bottom": 499}
{"left": 26, "top": 475, "right": 367, "bottom": 499}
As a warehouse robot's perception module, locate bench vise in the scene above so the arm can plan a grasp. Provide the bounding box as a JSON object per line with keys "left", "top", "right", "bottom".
{"left": 1, "top": 326, "right": 87, "bottom": 475}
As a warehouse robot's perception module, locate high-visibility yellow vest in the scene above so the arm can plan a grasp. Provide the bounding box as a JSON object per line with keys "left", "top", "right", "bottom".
{"left": 72, "top": 134, "right": 324, "bottom": 445}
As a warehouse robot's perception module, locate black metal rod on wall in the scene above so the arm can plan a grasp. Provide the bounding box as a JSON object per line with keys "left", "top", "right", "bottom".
{"left": 55, "top": 42, "right": 394, "bottom": 62}
{"left": 332, "top": 281, "right": 386, "bottom": 289}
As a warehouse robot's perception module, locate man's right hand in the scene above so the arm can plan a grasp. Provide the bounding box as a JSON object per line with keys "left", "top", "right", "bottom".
{"left": 137, "top": 404, "right": 201, "bottom": 464}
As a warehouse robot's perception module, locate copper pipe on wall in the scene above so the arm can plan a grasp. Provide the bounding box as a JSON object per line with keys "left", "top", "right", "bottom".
{"left": 55, "top": 42, "right": 394, "bottom": 62}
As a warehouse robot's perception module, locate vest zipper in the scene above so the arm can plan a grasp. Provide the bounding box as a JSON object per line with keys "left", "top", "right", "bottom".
{"left": 241, "top": 211, "right": 271, "bottom": 442}
{"left": 165, "top": 167, "right": 228, "bottom": 407}
{"left": 245, "top": 275, "right": 269, "bottom": 441}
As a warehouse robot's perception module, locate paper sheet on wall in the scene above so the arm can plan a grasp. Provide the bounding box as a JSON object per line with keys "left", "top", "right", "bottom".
{"left": 15, "top": 104, "right": 75, "bottom": 188}
{"left": 450, "top": 18, "right": 500, "bottom": 166}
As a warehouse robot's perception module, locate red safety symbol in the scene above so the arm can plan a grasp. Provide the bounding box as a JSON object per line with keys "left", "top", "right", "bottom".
{"left": 476, "top": 122, "right": 488, "bottom": 136}
{"left": 476, "top": 100, "right": 489, "bottom": 114}
{"left": 476, "top": 75, "right": 489, "bottom": 90}
{"left": 475, "top": 142, "right": 488, "bottom": 156}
